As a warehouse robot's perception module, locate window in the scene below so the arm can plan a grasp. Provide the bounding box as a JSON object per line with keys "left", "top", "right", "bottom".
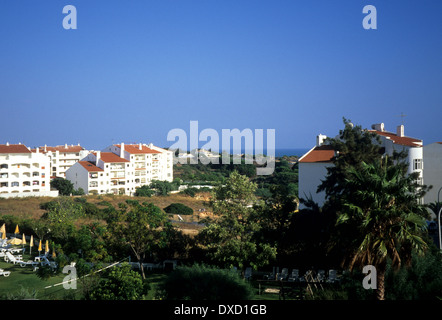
{"left": 413, "top": 159, "right": 423, "bottom": 170}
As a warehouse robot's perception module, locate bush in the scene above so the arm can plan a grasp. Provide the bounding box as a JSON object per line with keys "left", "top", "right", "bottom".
{"left": 164, "top": 203, "right": 193, "bottom": 215}
{"left": 157, "top": 264, "right": 254, "bottom": 300}
{"left": 134, "top": 185, "right": 155, "bottom": 197}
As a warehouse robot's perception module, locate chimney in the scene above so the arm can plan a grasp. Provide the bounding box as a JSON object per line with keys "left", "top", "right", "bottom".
{"left": 36, "top": 147, "right": 39, "bottom": 153}
{"left": 64, "top": 143, "right": 68, "bottom": 149}
{"left": 120, "top": 143, "right": 125, "bottom": 158}
{"left": 371, "top": 123, "right": 385, "bottom": 132}
{"left": 44, "top": 144, "right": 47, "bottom": 152}
{"left": 96, "top": 151, "right": 101, "bottom": 163}
{"left": 316, "top": 134, "right": 327, "bottom": 147}
{"left": 397, "top": 125, "right": 404, "bottom": 137}
{"left": 6, "top": 142, "right": 9, "bottom": 146}
{"left": 139, "top": 143, "right": 142, "bottom": 150}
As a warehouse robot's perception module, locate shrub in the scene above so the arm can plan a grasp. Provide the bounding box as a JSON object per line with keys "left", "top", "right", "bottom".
{"left": 164, "top": 203, "right": 193, "bottom": 215}
{"left": 157, "top": 264, "right": 254, "bottom": 300}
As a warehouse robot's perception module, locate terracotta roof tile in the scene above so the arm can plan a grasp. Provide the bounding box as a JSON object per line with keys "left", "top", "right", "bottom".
{"left": 370, "top": 130, "right": 422, "bottom": 147}
{"left": 33, "top": 145, "right": 84, "bottom": 153}
{"left": 78, "top": 161, "right": 104, "bottom": 172}
{"left": 95, "top": 152, "right": 129, "bottom": 163}
{"left": 116, "top": 144, "right": 161, "bottom": 154}
{"left": 299, "top": 145, "right": 335, "bottom": 163}
{"left": 0, "top": 144, "right": 32, "bottom": 154}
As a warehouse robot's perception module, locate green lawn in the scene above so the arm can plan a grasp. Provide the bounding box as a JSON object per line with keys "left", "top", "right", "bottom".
{"left": 0, "top": 250, "right": 78, "bottom": 300}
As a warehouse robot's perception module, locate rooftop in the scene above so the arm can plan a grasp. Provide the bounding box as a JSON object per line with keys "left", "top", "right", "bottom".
{"left": 116, "top": 144, "right": 161, "bottom": 154}
{"left": 95, "top": 152, "right": 130, "bottom": 163}
{"left": 369, "top": 130, "right": 423, "bottom": 148}
{"left": 32, "top": 145, "right": 84, "bottom": 153}
{"left": 78, "top": 161, "right": 104, "bottom": 172}
{"left": 0, "top": 144, "right": 32, "bottom": 154}
{"left": 299, "top": 145, "right": 335, "bottom": 163}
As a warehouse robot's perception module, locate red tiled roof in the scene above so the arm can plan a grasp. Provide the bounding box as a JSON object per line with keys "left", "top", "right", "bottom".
{"left": 33, "top": 145, "right": 84, "bottom": 153}
{"left": 370, "top": 130, "right": 422, "bottom": 147}
{"left": 299, "top": 145, "right": 335, "bottom": 163}
{"left": 78, "top": 161, "right": 104, "bottom": 172}
{"left": 95, "top": 152, "right": 129, "bottom": 163}
{"left": 0, "top": 144, "right": 32, "bottom": 154}
{"left": 116, "top": 144, "right": 161, "bottom": 154}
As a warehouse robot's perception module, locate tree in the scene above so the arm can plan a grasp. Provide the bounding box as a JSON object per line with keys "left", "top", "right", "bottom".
{"left": 134, "top": 185, "right": 154, "bottom": 197}
{"left": 198, "top": 171, "right": 276, "bottom": 276}
{"left": 317, "top": 118, "right": 383, "bottom": 202}
{"left": 50, "top": 177, "right": 75, "bottom": 196}
{"left": 87, "top": 263, "right": 147, "bottom": 300}
{"left": 106, "top": 201, "right": 172, "bottom": 279}
{"left": 337, "top": 157, "right": 429, "bottom": 300}
{"left": 164, "top": 203, "right": 193, "bottom": 215}
{"left": 157, "top": 264, "right": 253, "bottom": 300}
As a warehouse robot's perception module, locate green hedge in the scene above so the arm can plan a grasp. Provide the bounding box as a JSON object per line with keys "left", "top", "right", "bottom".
{"left": 163, "top": 203, "right": 193, "bottom": 215}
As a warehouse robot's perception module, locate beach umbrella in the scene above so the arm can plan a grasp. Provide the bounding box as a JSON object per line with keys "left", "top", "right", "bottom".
{"left": 52, "top": 246, "right": 56, "bottom": 258}
{"left": 38, "top": 239, "right": 42, "bottom": 254}
{"left": 30, "top": 235, "right": 34, "bottom": 255}
{"left": 45, "top": 240, "right": 49, "bottom": 254}
{"left": 0, "top": 223, "right": 6, "bottom": 239}
{"left": 7, "top": 237, "right": 22, "bottom": 245}
{"left": 14, "top": 224, "right": 19, "bottom": 235}
{"left": 22, "top": 233, "right": 26, "bottom": 248}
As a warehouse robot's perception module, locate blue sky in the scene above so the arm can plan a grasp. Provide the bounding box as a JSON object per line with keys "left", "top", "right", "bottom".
{"left": 0, "top": 0, "right": 441, "bottom": 151}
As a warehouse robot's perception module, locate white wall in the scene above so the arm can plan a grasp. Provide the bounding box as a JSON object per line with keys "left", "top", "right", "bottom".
{"left": 423, "top": 143, "right": 442, "bottom": 206}
{"left": 65, "top": 162, "right": 90, "bottom": 193}
{"left": 298, "top": 162, "right": 333, "bottom": 209}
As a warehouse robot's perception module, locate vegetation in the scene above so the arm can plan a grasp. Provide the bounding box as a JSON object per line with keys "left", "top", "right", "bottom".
{"left": 0, "top": 127, "right": 441, "bottom": 301}
{"left": 157, "top": 264, "right": 254, "bottom": 300}
{"left": 164, "top": 203, "right": 193, "bottom": 215}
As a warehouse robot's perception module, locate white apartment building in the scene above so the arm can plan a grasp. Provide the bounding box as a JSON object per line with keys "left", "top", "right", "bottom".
{"left": 0, "top": 143, "right": 58, "bottom": 198}
{"left": 298, "top": 123, "right": 424, "bottom": 208}
{"left": 66, "top": 143, "right": 173, "bottom": 195}
{"left": 31, "top": 144, "right": 90, "bottom": 178}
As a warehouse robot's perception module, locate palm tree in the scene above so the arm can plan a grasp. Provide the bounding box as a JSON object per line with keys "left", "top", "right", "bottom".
{"left": 337, "top": 157, "right": 429, "bottom": 300}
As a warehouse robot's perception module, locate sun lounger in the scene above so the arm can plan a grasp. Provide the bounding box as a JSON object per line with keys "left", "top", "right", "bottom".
{"left": 5, "top": 251, "right": 23, "bottom": 264}
{"left": 20, "top": 260, "right": 38, "bottom": 268}
{"left": 0, "top": 270, "right": 11, "bottom": 277}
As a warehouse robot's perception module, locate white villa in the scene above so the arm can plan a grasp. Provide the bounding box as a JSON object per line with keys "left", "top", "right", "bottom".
{"left": 66, "top": 143, "right": 173, "bottom": 195}
{"left": 298, "top": 123, "right": 424, "bottom": 208}
{"left": 0, "top": 143, "right": 58, "bottom": 198}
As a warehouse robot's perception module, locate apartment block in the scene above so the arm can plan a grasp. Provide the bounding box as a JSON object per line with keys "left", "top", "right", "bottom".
{"left": 0, "top": 143, "right": 58, "bottom": 198}
{"left": 31, "top": 144, "right": 90, "bottom": 178}
{"left": 66, "top": 143, "right": 173, "bottom": 195}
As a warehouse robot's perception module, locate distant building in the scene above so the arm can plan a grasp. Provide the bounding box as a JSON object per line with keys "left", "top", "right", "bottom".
{"left": 31, "top": 144, "right": 90, "bottom": 178}
{"left": 0, "top": 143, "right": 58, "bottom": 198}
{"left": 66, "top": 143, "right": 173, "bottom": 195}
{"left": 423, "top": 142, "right": 442, "bottom": 206}
{"left": 298, "top": 123, "right": 424, "bottom": 208}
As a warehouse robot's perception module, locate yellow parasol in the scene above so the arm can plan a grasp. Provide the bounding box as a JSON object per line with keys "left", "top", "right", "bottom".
{"left": 22, "top": 233, "right": 26, "bottom": 247}
{"left": 30, "top": 235, "right": 34, "bottom": 254}
{"left": 14, "top": 224, "right": 19, "bottom": 235}
{"left": 7, "top": 237, "right": 22, "bottom": 245}
{"left": 45, "top": 240, "right": 49, "bottom": 253}
{"left": 0, "top": 223, "right": 6, "bottom": 239}
{"left": 38, "top": 239, "right": 42, "bottom": 252}
{"left": 52, "top": 247, "right": 56, "bottom": 258}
